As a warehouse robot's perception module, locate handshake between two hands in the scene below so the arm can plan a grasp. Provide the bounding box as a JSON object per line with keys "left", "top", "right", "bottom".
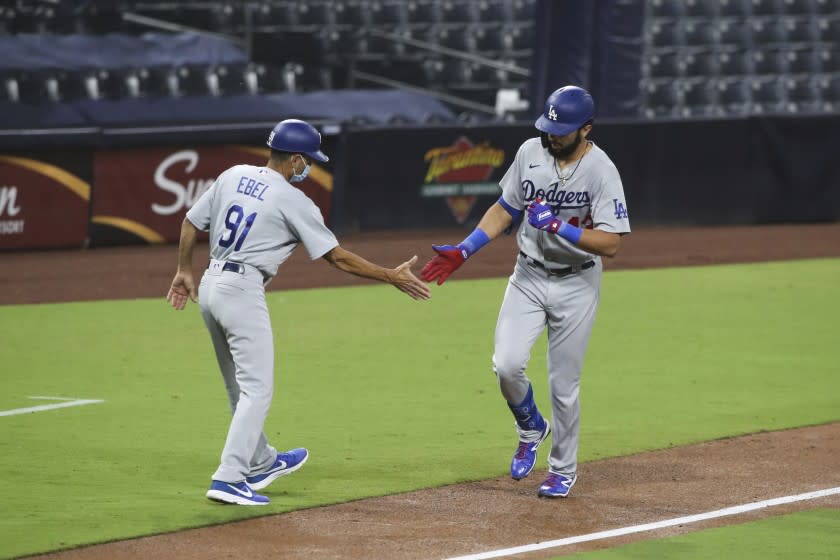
{"left": 419, "top": 198, "right": 564, "bottom": 286}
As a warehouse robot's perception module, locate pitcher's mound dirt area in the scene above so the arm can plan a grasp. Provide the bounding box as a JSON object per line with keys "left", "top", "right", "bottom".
{"left": 11, "top": 223, "right": 840, "bottom": 560}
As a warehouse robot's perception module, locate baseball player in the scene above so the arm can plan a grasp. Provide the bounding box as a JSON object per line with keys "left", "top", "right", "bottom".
{"left": 167, "top": 119, "right": 431, "bottom": 505}
{"left": 421, "top": 86, "right": 630, "bottom": 498}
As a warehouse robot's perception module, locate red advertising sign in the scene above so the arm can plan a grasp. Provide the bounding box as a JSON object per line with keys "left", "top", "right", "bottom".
{"left": 92, "top": 145, "right": 333, "bottom": 245}
{"left": 0, "top": 155, "right": 90, "bottom": 250}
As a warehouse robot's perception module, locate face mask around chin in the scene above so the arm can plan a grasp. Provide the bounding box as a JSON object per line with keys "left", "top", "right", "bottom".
{"left": 290, "top": 157, "right": 311, "bottom": 183}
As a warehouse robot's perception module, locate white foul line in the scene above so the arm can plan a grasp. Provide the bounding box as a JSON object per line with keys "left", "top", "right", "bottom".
{"left": 443, "top": 486, "right": 840, "bottom": 560}
{"left": 0, "top": 396, "right": 105, "bottom": 417}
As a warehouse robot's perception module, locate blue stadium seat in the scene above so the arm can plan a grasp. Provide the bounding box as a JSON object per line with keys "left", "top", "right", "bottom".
{"left": 172, "top": 65, "right": 212, "bottom": 97}
{"left": 129, "top": 66, "right": 180, "bottom": 98}
{"left": 431, "top": 24, "right": 475, "bottom": 52}
{"left": 209, "top": 63, "right": 252, "bottom": 96}
{"left": 502, "top": 22, "right": 535, "bottom": 53}
{"left": 473, "top": 23, "right": 506, "bottom": 54}
{"left": 816, "top": 74, "right": 840, "bottom": 111}
{"left": 252, "top": 63, "right": 291, "bottom": 93}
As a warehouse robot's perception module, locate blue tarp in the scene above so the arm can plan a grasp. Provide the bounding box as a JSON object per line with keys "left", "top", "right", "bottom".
{"left": 0, "top": 32, "right": 248, "bottom": 71}
{"left": 0, "top": 89, "right": 456, "bottom": 129}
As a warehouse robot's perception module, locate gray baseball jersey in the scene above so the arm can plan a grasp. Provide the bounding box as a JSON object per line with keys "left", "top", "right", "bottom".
{"left": 186, "top": 164, "right": 337, "bottom": 483}
{"left": 492, "top": 137, "right": 630, "bottom": 478}
{"left": 499, "top": 138, "right": 631, "bottom": 264}
{"left": 187, "top": 164, "right": 338, "bottom": 280}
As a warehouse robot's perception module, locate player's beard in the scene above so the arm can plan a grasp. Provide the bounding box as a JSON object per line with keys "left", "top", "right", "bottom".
{"left": 545, "top": 130, "right": 583, "bottom": 160}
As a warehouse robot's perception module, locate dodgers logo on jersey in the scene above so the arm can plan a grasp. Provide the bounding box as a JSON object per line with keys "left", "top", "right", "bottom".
{"left": 613, "top": 199, "right": 628, "bottom": 219}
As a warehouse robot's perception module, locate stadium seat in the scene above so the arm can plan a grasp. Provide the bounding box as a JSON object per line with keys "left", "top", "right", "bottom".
{"left": 681, "top": 50, "right": 718, "bottom": 77}
{"left": 647, "top": 19, "right": 683, "bottom": 48}
{"left": 476, "top": 0, "right": 509, "bottom": 23}
{"left": 129, "top": 66, "right": 180, "bottom": 98}
{"left": 432, "top": 24, "right": 475, "bottom": 52}
{"left": 333, "top": 0, "right": 369, "bottom": 26}
{"left": 813, "top": 0, "right": 840, "bottom": 14}
{"left": 781, "top": 0, "right": 816, "bottom": 15}
{"left": 718, "top": 0, "right": 751, "bottom": 17}
{"left": 684, "top": 0, "right": 719, "bottom": 17}
{"left": 640, "top": 79, "right": 680, "bottom": 118}
{"left": 785, "top": 47, "right": 819, "bottom": 74}
{"left": 172, "top": 65, "right": 212, "bottom": 97}
{"left": 644, "top": 50, "right": 681, "bottom": 78}
{"left": 649, "top": 0, "right": 684, "bottom": 18}
{"left": 473, "top": 23, "right": 506, "bottom": 54}
{"left": 439, "top": 0, "right": 476, "bottom": 23}
{"left": 784, "top": 75, "right": 820, "bottom": 112}
{"left": 750, "top": 17, "right": 786, "bottom": 45}
{"left": 406, "top": 0, "right": 441, "bottom": 24}
{"left": 816, "top": 16, "right": 840, "bottom": 43}
{"left": 749, "top": 75, "right": 786, "bottom": 113}
{"left": 252, "top": 2, "right": 298, "bottom": 28}
{"left": 751, "top": 0, "right": 785, "bottom": 16}
{"left": 680, "top": 78, "right": 718, "bottom": 114}
{"left": 781, "top": 16, "right": 818, "bottom": 44}
{"left": 816, "top": 74, "right": 840, "bottom": 111}
{"left": 717, "top": 49, "right": 755, "bottom": 76}
{"left": 318, "top": 26, "right": 360, "bottom": 55}
{"left": 716, "top": 77, "right": 752, "bottom": 115}
{"left": 510, "top": 0, "right": 537, "bottom": 22}
{"left": 251, "top": 63, "right": 291, "bottom": 93}
{"left": 815, "top": 47, "right": 840, "bottom": 73}
{"left": 751, "top": 48, "right": 789, "bottom": 74}
{"left": 208, "top": 63, "right": 253, "bottom": 96}
{"left": 369, "top": 1, "right": 407, "bottom": 25}
{"left": 296, "top": 1, "right": 332, "bottom": 25}
{"left": 503, "top": 22, "right": 535, "bottom": 53}
{"left": 716, "top": 18, "right": 752, "bottom": 46}
{"left": 682, "top": 19, "right": 717, "bottom": 46}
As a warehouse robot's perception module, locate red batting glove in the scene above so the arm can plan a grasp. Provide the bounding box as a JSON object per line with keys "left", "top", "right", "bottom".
{"left": 420, "top": 244, "right": 466, "bottom": 285}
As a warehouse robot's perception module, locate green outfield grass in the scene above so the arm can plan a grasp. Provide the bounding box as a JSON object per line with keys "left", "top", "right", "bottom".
{"left": 0, "top": 258, "right": 838, "bottom": 558}
{"left": 558, "top": 508, "right": 840, "bottom": 559}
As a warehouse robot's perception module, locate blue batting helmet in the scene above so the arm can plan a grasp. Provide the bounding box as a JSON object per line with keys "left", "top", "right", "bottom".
{"left": 266, "top": 119, "right": 329, "bottom": 162}
{"left": 534, "top": 86, "right": 594, "bottom": 137}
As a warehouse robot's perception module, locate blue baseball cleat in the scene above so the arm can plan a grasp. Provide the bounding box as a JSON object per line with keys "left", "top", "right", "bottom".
{"left": 246, "top": 448, "right": 310, "bottom": 490}
{"left": 206, "top": 480, "right": 269, "bottom": 505}
{"left": 510, "top": 419, "right": 550, "bottom": 480}
{"left": 538, "top": 472, "right": 577, "bottom": 498}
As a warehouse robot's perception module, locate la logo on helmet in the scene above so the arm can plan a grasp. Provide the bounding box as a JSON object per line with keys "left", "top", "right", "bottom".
{"left": 547, "top": 105, "right": 558, "bottom": 121}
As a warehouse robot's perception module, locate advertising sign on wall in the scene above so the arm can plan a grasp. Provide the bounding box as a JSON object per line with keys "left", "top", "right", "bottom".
{"left": 335, "top": 125, "right": 529, "bottom": 233}
{"left": 0, "top": 154, "right": 91, "bottom": 250}
{"left": 91, "top": 145, "right": 334, "bottom": 245}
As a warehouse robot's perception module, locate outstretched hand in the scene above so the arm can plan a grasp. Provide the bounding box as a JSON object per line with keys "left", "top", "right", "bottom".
{"left": 166, "top": 270, "right": 197, "bottom": 310}
{"left": 527, "top": 198, "right": 562, "bottom": 234}
{"left": 391, "top": 256, "right": 432, "bottom": 300}
{"left": 420, "top": 244, "right": 467, "bottom": 285}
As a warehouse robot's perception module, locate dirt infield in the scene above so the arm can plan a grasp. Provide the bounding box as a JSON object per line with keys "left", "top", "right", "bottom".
{"left": 14, "top": 222, "right": 840, "bottom": 560}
